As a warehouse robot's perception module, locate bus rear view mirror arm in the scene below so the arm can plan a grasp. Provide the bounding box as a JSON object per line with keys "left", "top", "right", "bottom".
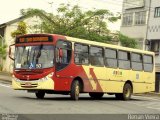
{"left": 9, "top": 44, "right": 15, "bottom": 61}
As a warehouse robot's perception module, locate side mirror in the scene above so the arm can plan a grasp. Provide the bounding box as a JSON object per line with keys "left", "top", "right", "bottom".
{"left": 9, "top": 44, "right": 15, "bottom": 61}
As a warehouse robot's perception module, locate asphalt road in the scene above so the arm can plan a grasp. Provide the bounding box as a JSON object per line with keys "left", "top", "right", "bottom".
{"left": 0, "top": 81, "right": 160, "bottom": 120}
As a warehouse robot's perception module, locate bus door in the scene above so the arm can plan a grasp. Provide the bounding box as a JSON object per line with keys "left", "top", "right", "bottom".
{"left": 55, "top": 40, "right": 72, "bottom": 79}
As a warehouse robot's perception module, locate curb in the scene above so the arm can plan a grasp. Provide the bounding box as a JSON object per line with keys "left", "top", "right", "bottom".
{"left": 0, "top": 72, "right": 12, "bottom": 83}
{"left": 135, "top": 92, "right": 160, "bottom": 97}
{"left": 0, "top": 71, "right": 11, "bottom": 75}
{"left": 0, "top": 77, "right": 12, "bottom": 83}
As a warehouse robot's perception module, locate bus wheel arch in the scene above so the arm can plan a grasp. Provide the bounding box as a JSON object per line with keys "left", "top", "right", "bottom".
{"left": 125, "top": 80, "right": 133, "bottom": 93}
{"left": 72, "top": 77, "right": 84, "bottom": 92}
{"left": 115, "top": 80, "right": 133, "bottom": 100}
{"left": 123, "top": 80, "right": 133, "bottom": 100}
{"left": 70, "top": 77, "right": 84, "bottom": 100}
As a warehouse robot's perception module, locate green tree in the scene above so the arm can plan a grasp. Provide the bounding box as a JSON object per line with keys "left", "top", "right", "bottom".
{"left": 11, "top": 21, "right": 27, "bottom": 38}
{"left": 21, "top": 4, "right": 120, "bottom": 43}
{"left": 118, "top": 33, "right": 137, "bottom": 48}
{"left": 0, "top": 37, "right": 7, "bottom": 71}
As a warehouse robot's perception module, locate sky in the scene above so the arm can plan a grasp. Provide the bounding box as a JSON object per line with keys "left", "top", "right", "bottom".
{"left": 0, "top": 0, "right": 123, "bottom": 31}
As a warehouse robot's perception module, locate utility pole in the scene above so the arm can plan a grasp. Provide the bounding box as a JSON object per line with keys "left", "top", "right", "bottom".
{"left": 145, "top": 0, "right": 152, "bottom": 50}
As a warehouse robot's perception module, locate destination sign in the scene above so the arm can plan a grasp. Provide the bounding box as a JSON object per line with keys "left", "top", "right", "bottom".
{"left": 16, "top": 36, "right": 53, "bottom": 43}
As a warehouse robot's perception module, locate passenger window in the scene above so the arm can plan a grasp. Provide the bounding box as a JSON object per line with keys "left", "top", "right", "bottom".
{"left": 90, "top": 46, "right": 104, "bottom": 66}
{"left": 131, "top": 53, "right": 143, "bottom": 71}
{"left": 143, "top": 55, "right": 153, "bottom": 72}
{"left": 118, "top": 51, "right": 131, "bottom": 69}
{"left": 105, "top": 48, "right": 117, "bottom": 68}
{"left": 74, "top": 43, "right": 89, "bottom": 65}
{"left": 56, "top": 40, "right": 72, "bottom": 71}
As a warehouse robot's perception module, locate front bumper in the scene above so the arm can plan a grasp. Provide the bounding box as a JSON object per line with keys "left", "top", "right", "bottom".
{"left": 12, "top": 75, "right": 54, "bottom": 90}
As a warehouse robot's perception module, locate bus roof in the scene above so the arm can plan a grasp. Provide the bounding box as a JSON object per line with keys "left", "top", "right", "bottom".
{"left": 17, "top": 33, "right": 154, "bottom": 55}
{"left": 65, "top": 36, "right": 154, "bottom": 55}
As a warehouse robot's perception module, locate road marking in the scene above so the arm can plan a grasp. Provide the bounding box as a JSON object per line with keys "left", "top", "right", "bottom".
{"left": 0, "top": 83, "right": 11, "bottom": 88}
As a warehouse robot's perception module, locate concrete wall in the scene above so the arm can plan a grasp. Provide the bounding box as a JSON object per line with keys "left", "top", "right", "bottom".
{"left": 121, "top": 25, "right": 147, "bottom": 38}
{"left": 147, "top": 0, "right": 160, "bottom": 39}
{"left": 146, "top": 1, "right": 160, "bottom": 65}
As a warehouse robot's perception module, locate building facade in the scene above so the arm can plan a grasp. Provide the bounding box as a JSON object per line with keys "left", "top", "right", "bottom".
{"left": 0, "top": 15, "right": 42, "bottom": 72}
{"left": 147, "top": 0, "right": 160, "bottom": 72}
{"left": 120, "top": 0, "right": 160, "bottom": 72}
{"left": 121, "top": 0, "right": 150, "bottom": 50}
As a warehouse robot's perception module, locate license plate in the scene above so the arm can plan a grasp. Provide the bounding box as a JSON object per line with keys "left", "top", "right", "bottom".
{"left": 25, "top": 82, "right": 32, "bottom": 86}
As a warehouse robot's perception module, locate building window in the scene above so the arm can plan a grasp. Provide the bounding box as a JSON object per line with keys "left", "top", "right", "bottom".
{"left": 155, "top": 7, "right": 160, "bottom": 17}
{"left": 122, "top": 13, "right": 133, "bottom": 26}
{"left": 135, "top": 11, "right": 146, "bottom": 25}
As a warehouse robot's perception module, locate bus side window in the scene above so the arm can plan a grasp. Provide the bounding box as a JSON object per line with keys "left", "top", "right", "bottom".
{"left": 118, "top": 51, "right": 131, "bottom": 70}
{"left": 90, "top": 46, "right": 104, "bottom": 66}
{"left": 143, "top": 55, "right": 153, "bottom": 72}
{"left": 56, "top": 40, "right": 72, "bottom": 71}
{"left": 74, "top": 43, "right": 89, "bottom": 65}
{"left": 105, "top": 48, "right": 117, "bottom": 68}
{"left": 131, "top": 53, "right": 143, "bottom": 71}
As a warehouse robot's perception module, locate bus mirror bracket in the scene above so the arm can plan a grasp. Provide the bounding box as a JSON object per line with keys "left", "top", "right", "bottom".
{"left": 9, "top": 44, "right": 15, "bottom": 61}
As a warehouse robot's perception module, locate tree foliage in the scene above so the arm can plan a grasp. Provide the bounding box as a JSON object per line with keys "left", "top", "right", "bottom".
{"left": 118, "top": 33, "right": 137, "bottom": 48}
{"left": 11, "top": 21, "right": 27, "bottom": 38}
{"left": 21, "top": 4, "right": 120, "bottom": 43}
{"left": 0, "top": 37, "right": 7, "bottom": 71}
{"left": 20, "top": 4, "right": 137, "bottom": 48}
{"left": 0, "top": 37, "right": 7, "bottom": 60}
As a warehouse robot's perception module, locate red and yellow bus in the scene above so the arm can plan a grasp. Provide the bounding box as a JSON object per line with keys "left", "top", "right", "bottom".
{"left": 9, "top": 34, "right": 155, "bottom": 100}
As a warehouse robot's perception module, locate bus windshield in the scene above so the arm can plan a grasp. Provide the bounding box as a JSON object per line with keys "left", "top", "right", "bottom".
{"left": 15, "top": 45, "right": 54, "bottom": 69}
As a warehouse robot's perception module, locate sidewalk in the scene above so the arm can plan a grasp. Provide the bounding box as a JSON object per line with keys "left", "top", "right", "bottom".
{"left": 135, "top": 92, "right": 160, "bottom": 97}
{"left": 0, "top": 71, "right": 12, "bottom": 82}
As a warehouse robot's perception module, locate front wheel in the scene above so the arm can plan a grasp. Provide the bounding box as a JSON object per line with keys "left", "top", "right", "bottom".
{"left": 35, "top": 91, "right": 45, "bottom": 99}
{"left": 70, "top": 80, "right": 80, "bottom": 101}
{"left": 89, "top": 92, "right": 104, "bottom": 99}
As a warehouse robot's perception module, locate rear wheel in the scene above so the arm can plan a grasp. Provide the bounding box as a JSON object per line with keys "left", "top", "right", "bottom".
{"left": 70, "top": 80, "right": 80, "bottom": 101}
{"left": 89, "top": 92, "right": 104, "bottom": 99}
{"left": 35, "top": 91, "right": 45, "bottom": 99}
{"left": 115, "top": 83, "right": 132, "bottom": 100}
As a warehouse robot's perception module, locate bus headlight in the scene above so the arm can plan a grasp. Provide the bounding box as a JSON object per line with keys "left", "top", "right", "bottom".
{"left": 15, "top": 78, "right": 21, "bottom": 82}
{"left": 39, "top": 77, "right": 48, "bottom": 82}
{"left": 48, "top": 72, "right": 54, "bottom": 78}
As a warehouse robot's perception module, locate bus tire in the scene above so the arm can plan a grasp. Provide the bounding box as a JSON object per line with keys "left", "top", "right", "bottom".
{"left": 70, "top": 80, "right": 80, "bottom": 101}
{"left": 89, "top": 92, "right": 104, "bottom": 99}
{"left": 115, "top": 83, "right": 132, "bottom": 100}
{"left": 35, "top": 91, "right": 45, "bottom": 99}
{"left": 115, "top": 93, "right": 123, "bottom": 100}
